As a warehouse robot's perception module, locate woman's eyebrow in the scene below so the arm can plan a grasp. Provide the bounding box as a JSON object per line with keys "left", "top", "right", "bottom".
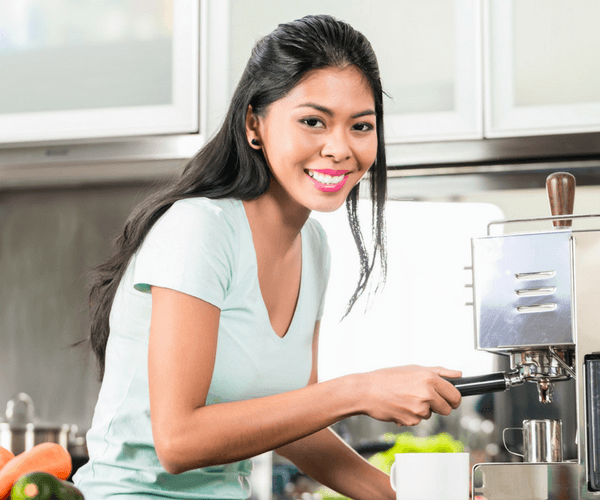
{"left": 352, "top": 109, "right": 376, "bottom": 119}
{"left": 297, "top": 103, "right": 376, "bottom": 119}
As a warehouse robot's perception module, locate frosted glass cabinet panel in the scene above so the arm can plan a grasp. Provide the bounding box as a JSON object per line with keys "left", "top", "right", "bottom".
{"left": 226, "top": 0, "right": 482, "bottom": 144}
{"left": 485, "top": 0, "right": 600, "bottom": 137}
{"left": 0, "top": 0, "right": 199, "bottom": 144}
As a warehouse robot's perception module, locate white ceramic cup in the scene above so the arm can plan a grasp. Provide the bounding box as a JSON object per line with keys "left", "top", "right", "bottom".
{"left": 390, "top": 452, "right": 470, "bottom": 500}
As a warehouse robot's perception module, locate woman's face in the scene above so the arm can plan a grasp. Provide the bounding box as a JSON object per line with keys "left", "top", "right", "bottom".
{"left": 246, "top": 65, "right": 378, "bottom": 214}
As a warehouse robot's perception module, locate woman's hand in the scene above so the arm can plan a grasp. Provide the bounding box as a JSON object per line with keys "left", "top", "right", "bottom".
{"left": 357, "top": 365, "right": 462, "bottom": 427}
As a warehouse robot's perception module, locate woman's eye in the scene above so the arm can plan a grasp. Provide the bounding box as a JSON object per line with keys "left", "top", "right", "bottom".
{"left": 302, "top": 118, "right": 325, "bottom": 128}
{"left": 353, "top": 122, "right": 374, "bottom": 132}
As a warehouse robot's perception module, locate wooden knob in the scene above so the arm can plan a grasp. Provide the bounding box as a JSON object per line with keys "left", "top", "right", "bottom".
{"left": 546, "top": 172, "right": 575, "bottom": 227}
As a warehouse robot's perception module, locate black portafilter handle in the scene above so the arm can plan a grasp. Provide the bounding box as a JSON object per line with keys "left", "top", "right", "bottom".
{"left": 444, "top": 371, "right": 512, "bottom": 397}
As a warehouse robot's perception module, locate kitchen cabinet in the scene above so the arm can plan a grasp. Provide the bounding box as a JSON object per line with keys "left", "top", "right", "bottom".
{"left": 223, "top": 0, "right": 483, "bottom": 144}
{"left": 0, "top": 0, "right": 483, "bottom": 147}
{"left": 484, "top": 0, "right": 600, "bottom": 138}
{"left": 0, "top": 0, "right": 200, "bottom": 144}
{"left": 2, "top": 0, "right": 600, "bottom": 186}
{"left": 224, "top": 0, "right": 600, "bottom": 144}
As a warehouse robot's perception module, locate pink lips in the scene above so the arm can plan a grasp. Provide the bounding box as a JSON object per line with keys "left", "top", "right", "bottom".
{"left": 306, "top": 169, "right": 349, "bottom": 192}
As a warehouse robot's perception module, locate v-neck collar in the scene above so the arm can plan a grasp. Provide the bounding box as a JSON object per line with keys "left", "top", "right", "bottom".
{"left": 238, "top": 200, "right": 305, "bottom": 341}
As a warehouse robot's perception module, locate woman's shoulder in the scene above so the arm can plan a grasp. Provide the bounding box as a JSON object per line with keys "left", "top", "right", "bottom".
{"left": 304, "top": 216, "right": 329, "bottom": 245}
{"left": 303, "top": 217, "right": 330, "bottom": 265}
{"left": 132, "top": 197, "right": 243, "bottom": 297}
{"left": 140, "top": 197, "right": 243, "bottom": 253}
{"left": 170, "top": 197, "right": 241, "bottom": 218}
{"left": 159, "top": 197, "right": 243, "bottom": 231}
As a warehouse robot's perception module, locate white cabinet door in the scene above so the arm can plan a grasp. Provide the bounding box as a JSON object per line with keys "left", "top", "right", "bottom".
{"left": 220, "top": 0, "right": 482, "bottom": 144}
{"left": 484, "top": 0, "right": 600, "bottom": 138}
{"left": 380, "top": 0, "right": 483, "bottom": 143}
{"left": 0, "top": 0, "right": 199, "bottom": 144}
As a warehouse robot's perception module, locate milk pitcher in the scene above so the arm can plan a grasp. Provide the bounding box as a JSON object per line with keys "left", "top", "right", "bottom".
{"left": 503, "top": 419, "right": 563, "bottom": 463}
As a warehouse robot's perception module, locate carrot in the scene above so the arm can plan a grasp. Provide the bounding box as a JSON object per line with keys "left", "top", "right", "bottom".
{"left": 0, "top": 448, "right": 14, "bottom": 471}
{"left": 0, "top": 443, "right": 71, "bottom": 499}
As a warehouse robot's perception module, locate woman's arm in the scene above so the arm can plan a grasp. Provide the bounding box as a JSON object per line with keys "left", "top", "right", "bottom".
{"left": 148, "top": 286, "right": 461, "bottom": 475}
{"left": 277, "top": 325, "right": 395, "bottom": 500}
{"left": 277, "top": 429, "right": 394, "bottom": 500}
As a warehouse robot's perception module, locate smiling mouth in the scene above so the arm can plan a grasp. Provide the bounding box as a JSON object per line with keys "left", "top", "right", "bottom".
{"left": 306, "top": 169, "right": 348, "bottom": 184}
{"left": 305, "top": 169, "right": 349, "bottom": 192}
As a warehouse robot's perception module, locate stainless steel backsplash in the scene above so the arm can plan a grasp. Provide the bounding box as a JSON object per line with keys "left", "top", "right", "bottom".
{"left": 0, "top": 182, "right": 155, "bottom": 431}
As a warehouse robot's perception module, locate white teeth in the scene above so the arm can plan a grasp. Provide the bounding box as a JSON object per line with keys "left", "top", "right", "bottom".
{"left": 307, "top": 170, "right": 345, "bottom": 184}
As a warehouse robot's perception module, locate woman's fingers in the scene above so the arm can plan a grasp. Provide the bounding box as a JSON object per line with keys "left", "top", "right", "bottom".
{"left": 429, "top": 392, "right": 455, "bottom": 417}
{"left": 426, "top": 366, "right": 463, "bottom": 411}
{"left": 432, "top": 375, "right": 463, "bottom": 411}
{"left": 430, "top": 366, "right": 463, "bottom": 379}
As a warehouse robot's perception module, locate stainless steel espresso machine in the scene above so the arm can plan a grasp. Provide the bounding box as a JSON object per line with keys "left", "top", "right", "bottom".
{"left": 449, "top": 172, "right": 600, "bottom": 499}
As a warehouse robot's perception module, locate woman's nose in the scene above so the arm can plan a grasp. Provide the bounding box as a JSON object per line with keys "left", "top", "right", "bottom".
{"left": 320, "top": 129, "right": 352, "bottom": 162}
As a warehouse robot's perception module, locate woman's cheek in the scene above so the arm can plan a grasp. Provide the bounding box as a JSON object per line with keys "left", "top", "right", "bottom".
{"left": 361, "top": 139, "right": 378, "bottom": 170}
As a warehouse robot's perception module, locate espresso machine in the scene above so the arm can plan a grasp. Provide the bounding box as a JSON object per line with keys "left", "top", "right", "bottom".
{"left": 448, "top": 172, "right": 600, "bottom": 499}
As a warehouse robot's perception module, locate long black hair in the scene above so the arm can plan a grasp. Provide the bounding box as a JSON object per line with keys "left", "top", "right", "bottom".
{"left": 85, "top": 14, "right": 387, "bottom": 381}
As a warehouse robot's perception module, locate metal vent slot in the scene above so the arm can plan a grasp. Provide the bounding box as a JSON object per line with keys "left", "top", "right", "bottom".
{"left": 516, "top": 287, "right": 556, "bottom": 297}
{"left": 516, "top": 271, "right": 556, "bottom": 280}
{"left": 516, "top": 304, "right": 557, "bottom": 314}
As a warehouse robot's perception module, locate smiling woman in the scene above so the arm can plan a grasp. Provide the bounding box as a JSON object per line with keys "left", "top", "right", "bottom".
{"left": 72, "top": 14, "right": 463, "bottom": 500}
{"left": 245, "top": 65, "right": 378, "bottom": 213}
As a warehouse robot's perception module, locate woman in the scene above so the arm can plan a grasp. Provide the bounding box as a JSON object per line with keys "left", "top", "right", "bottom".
{"left": 74, "top": 14, "right": 462, "bottom": 500}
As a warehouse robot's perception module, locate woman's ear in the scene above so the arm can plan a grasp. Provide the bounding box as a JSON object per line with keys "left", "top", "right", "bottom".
{"left": 245, "top": 105, "right": 262, "bottom": 149}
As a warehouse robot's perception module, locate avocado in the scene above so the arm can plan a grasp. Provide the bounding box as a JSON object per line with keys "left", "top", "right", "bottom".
{"left": 11, "top": 471, "right": 84, "bottom": 500}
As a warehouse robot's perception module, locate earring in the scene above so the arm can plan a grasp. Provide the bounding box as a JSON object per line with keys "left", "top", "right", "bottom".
{"left": 251, "top": 139, "right": 260, "bottom": 146}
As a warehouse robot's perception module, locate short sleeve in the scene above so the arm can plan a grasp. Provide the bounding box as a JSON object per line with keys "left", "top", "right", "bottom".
{"left": 132, "top": 199, "right": 236, "bottom": 309}
{"left": 309, "top": 219, "right": 331, "bottom": 321}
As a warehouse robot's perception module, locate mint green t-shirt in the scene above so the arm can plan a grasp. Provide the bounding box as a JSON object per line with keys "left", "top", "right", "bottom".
{"left": 73, "top": 198, "right": 331, "bottom": 499}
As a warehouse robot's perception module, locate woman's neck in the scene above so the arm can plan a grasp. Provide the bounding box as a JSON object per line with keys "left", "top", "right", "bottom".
{"left": 243, "top": 181, "right": 310, "bottom": 257}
